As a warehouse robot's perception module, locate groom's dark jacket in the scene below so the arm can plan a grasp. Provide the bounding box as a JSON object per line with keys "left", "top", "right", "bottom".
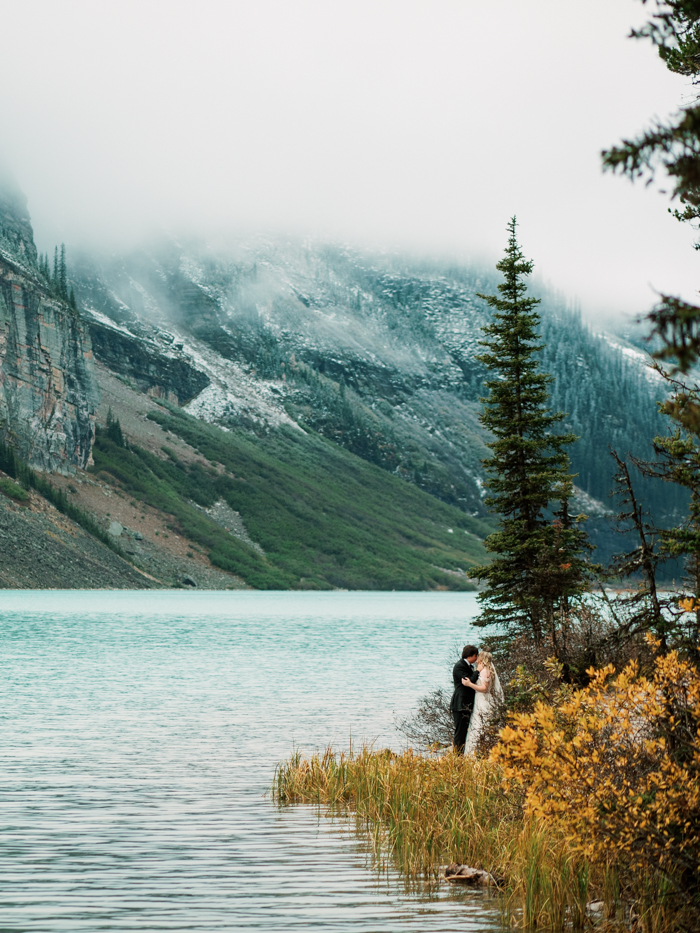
{"left": 450, "top": 659, "right": 478, "bottom": 715}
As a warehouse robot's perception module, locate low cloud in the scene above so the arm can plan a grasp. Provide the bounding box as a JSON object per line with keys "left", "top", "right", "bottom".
{"left": 0, "top": 0, "right": 695, "bottom": 317}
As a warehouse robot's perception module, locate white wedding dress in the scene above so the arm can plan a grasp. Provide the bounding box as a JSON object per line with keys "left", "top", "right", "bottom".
{"left": 464, "top": 667, "right": 504, "bottom": 755}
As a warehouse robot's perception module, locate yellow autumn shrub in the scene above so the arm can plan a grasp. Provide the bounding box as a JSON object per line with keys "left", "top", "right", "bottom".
{"left": 492, "top": 647, "right": 700, "bottom": 893}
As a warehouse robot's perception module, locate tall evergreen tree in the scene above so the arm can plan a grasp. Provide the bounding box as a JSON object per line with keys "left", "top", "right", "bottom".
{"left": 633, "top": 367, "right": 700, "bottom": 659}
{"left": 59, "top": 244, "right": 67, "bottom": 301}
{"left": 473, "top": 218, "right": 590, "bottom": 645}
{"left": 105, "top": 407, "right": 125, "bottom": 448}
{"left": 602, "top": 1, "right": 700, "bottom": 375}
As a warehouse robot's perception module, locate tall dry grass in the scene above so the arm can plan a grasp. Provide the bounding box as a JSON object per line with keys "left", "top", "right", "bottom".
{"left": 273, "top": 746, "right": 601, "bottom": 930}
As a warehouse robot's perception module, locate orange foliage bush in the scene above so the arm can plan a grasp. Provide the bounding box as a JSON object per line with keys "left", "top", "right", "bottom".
{"left": 492, "top": 645, "right": 700, "bottom": 900}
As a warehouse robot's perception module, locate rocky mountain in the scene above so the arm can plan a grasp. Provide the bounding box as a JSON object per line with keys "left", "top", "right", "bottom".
{"left": 0, "top": 177, "right": 679, "bottom": 588}
{"left": 0, "top": 183, "right": 492, "bottom": 589}
{"left": 0, "top": 179, "right": 98, "bottom": 472}
{"left": 71, "top": 234, "right": 677, "bottom": 547}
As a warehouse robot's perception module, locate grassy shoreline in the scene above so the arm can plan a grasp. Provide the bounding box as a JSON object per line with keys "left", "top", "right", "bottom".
{"left": 274, "top": 645, "right": 700, "bottom": 931}
{"left": 274, "top": 746, "right": 606, "bottom": 930}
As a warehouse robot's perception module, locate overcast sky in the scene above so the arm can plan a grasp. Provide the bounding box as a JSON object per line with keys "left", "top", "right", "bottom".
{"left": 0, "top": 0, "right": 696, "bottom": 317}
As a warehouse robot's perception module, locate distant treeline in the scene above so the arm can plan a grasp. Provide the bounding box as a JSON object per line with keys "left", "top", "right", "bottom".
{"left": 539, "top": 307, "right": 684, "bottom": 521}
{"left": 36, "top": 243, "right": 78, "bottom": 309}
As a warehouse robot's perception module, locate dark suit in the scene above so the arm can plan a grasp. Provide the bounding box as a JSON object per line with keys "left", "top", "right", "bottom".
{"left": 450, "top": 659, "right": 478, "bottom": 752}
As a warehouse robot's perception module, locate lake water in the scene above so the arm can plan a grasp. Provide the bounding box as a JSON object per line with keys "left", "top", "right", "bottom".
{"left": 0, "top": 590, "right": 504, "bottom": 932}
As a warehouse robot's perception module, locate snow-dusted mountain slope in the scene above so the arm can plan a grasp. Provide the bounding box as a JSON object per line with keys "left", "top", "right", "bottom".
{"left": 72, "top": 235, "right": 678, "bottom": 534}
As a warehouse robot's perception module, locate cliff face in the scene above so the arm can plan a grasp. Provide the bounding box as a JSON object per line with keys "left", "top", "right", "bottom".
{"left": 0, "top": 182, "right": 99, "bottom": 471}
{"left": 87, "top": 318, "right": 210, "bottom": 405}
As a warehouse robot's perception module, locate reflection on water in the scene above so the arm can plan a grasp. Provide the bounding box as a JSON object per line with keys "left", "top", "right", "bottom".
{"left": 0, "top": 590, "right": 504, "bottom": 931}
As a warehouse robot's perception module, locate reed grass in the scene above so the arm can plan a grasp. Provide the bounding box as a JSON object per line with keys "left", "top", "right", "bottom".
{"left": 273, "top": 745, "right": 602, "bottom": 930}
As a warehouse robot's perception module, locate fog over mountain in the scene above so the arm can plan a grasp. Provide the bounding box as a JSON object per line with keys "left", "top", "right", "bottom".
{"left": 0, "top": 152, "right": 685, "bottom": 588}
{"left": 0, "top": 0, "right": 697, "bottom": 318}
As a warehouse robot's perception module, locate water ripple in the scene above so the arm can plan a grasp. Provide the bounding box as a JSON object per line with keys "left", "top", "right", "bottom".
{"left": 0, "top": 590, "right": 503, "bottom": 932}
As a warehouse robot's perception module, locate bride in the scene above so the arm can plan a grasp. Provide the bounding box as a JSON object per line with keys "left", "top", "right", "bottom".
{"left": 461, "top": 650, "right": 503, "bottom": 755}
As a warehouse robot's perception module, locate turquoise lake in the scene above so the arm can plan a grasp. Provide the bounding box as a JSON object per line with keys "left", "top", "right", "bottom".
{"left": 0, "top": 590, "right": 503, "bottom": 931}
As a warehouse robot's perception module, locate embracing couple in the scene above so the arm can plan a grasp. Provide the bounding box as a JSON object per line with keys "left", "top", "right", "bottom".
{"left": 450, "top": 645, "right": 503, "bottom": 755}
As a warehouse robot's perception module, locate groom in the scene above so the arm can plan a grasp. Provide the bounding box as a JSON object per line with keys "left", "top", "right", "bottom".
{"left": 450, "top": 645, "right": 479, "bottom": 754}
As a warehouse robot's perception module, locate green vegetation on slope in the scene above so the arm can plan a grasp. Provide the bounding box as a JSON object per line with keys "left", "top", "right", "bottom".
{"left": 92, "top": 405, "right": 489, "bottom": 590}
{"left": 0, "top": 476, "right": 28, "bottom": 501}
{"left": 0, "top": 438, "right": 127, "bottom": 557}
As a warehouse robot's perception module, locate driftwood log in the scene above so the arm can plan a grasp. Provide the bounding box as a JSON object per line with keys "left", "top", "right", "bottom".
{"left": 444, "top": 864, "right": 503, "bottom": 887}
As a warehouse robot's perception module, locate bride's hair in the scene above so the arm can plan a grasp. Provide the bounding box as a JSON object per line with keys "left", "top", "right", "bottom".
{"left": 478, "top": 650, "right": 497, "bottom": 693}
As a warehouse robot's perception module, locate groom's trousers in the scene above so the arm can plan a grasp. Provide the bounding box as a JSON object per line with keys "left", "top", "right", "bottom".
{"left": 452, "top": 709, "right": 471, "bottom": 754}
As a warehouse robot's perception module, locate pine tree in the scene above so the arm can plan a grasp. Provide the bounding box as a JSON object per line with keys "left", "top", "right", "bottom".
{"left": 105, "top": 407, "right": 125, "bottom": 448}
{"left": 59, "top": 244, "right": 67, "bottom": 301}
{"left": 52, "top": 246, "right": 59, "bottom": 294}
{"left": 635, "top": 367, "right": 700, "bottom": 659}
{"left": 602, "top": 2, "right": 700, "bottom": 374}
{"left": 473, "top": 218, "right": 590, "bottom": 645}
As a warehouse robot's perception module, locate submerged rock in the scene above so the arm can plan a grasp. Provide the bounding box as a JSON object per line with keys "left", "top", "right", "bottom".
{"left": 444, "top": 864, "right": 502, "bottom": 887}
